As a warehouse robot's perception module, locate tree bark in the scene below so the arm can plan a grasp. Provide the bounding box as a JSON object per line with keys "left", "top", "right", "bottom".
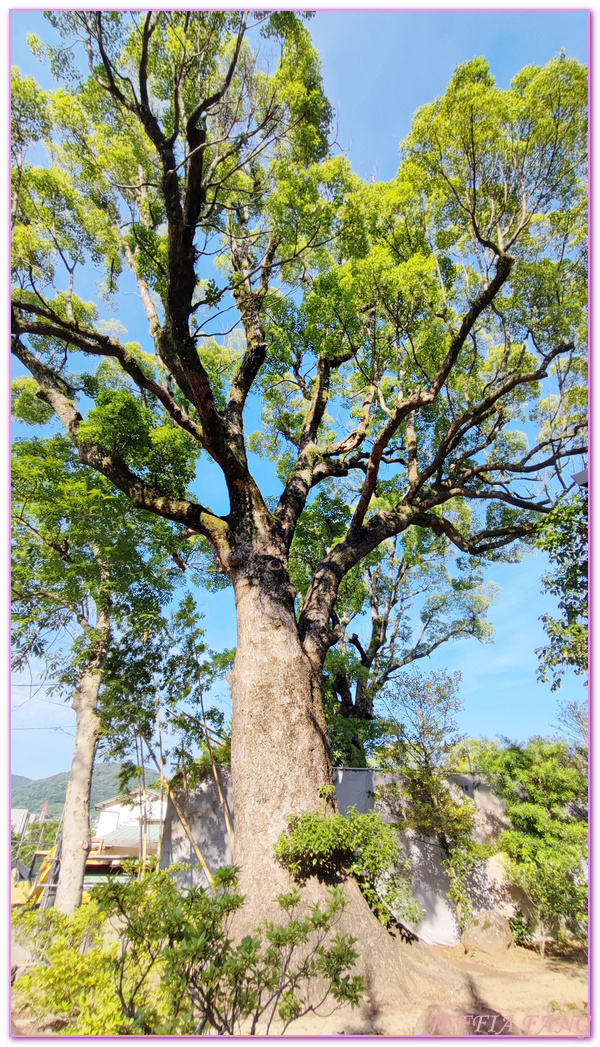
{"left": 227, "top": 554, "right": 413, "bottom": 1006}
{"left": 54, "top": 666, "right": 103, "bottom": 915}
{"left": 229, "top": 560, "right": 332, "bottom": 905}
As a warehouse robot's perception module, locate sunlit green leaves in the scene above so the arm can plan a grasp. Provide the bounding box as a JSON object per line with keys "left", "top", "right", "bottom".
{"left": 271, "top": 17, "right": 332, "bottom": 164}
{"left": 11, "top": 67, "right": 50, "bottom": 158}
{"left": 11, "top": 435, "right": 183, "bottom": 683}
{"left": 404, "top": 54, "right": 587, "bottom": 257}
{"left": 79, "top": 388, "right": 154, "bottom": 463}
{"left": 11, "top": 21, "right": 588, "bottom": 671}
{"left": 11, "top": 376, "right": 54, "bottom": 425}
{"left": 79, "top": 389, "right": 198, "bottom": 499}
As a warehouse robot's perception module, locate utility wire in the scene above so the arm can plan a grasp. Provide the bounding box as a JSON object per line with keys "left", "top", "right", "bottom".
{"left": 11, "top": 726, "right": 75, "bottom": 735}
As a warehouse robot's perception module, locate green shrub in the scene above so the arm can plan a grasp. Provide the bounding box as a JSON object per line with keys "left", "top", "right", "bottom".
{"left": 12, "top": 901, "right": 125, "bottom": 1034}
{"left": 473, "top": 737, "right": 588, "bottom": 953}
{"left": 274, "top": 805, "right": 424, "bottom": 927}
{"left": 508, "top": 910, "right": 533, "bottom": 946}
{"left": 502, "top": 848, "right": 587, "bottom": 958}
{"left": 12, "top": 863, "right": 364, "bottom": 1035}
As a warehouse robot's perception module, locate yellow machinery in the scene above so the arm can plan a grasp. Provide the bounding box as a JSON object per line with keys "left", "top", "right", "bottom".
{"left": 11, "top": 846, "right": 59, "bottom": 907}
{"left": 11, "top": 836, "right": 145, "bottom": 908}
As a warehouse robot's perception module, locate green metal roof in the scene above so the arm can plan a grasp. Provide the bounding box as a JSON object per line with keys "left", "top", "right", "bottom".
{"left": 100, "top": 824, "right": 161, "bottom": 845}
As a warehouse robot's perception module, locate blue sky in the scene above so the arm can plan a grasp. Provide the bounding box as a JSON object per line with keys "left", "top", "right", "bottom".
{"left": 10, "top": 10, "right": 589, "bottom": 780}
{"left": 309, "top": 9, "right": 589, "bottom": 181}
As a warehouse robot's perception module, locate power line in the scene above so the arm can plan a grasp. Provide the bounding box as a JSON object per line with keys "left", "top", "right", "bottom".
{"left": 11, "top": 695, "right": 72, "bottom": 710}
{"left": 11, "top": 726, "right": 75, "bottom": 735}
{"left": 11, "top": 682, "right": 60, "bottom": 687}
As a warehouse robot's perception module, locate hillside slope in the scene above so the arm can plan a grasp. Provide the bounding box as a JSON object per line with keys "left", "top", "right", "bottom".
{"left": 11, "top": 763, "right": 159, "bottom": 820}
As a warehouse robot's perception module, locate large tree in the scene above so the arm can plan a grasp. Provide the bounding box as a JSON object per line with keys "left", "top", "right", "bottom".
{"left": 11, "top": 12, "right": 587, "bottom": 1000}
{"left": 11, "top": 435, "right": 183, "bottom": 913}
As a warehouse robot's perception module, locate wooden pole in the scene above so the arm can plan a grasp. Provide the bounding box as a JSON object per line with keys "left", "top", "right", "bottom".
{"left": 142, "top": 737, "right": 215, "bottom": 890}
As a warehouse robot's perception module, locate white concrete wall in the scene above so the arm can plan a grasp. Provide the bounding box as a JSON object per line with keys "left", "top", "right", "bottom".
{"left": 160, "top": 769, "right": 508, "bottom": 945}
{"left": 160, "top": 773, "right": 234, "bottom": 890}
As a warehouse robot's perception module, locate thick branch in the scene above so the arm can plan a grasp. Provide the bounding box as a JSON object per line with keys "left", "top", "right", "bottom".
{"left": 226, "top": 289, "right": 269, "bottom": 430}
{"left": 11, "top": 336, "right": 230, "bottom": 552}
{"left": 12, "top": 302, "right": 205, "bottom": 445}
{"left": 417, "top": 485, "right": 552, "bottom": 515}
{"left": 276, "top": 384, "right": 374, "bottom": 549}
{"left": 11, "top": 586, "right": 92, "bottom": 632}
{"left": 411, "top": 511, "right": 540, "bottom": 554}
{"left": 408, "top": 342, "right": 573, "bottom": 500}
{"left": 184, "top": 13, "right": 247, "bottom": 235}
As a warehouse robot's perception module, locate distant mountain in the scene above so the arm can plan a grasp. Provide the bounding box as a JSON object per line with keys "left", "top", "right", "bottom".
{"left": 10, "top": 763, "right": 159, "bottom": 821}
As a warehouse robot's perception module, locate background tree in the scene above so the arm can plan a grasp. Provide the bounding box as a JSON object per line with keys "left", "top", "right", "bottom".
{"left": 291, "top": 494, "right": 495, "bottom": 764}
{"left": 379, "top": 668, "right": 464, "bottom": 772}
{"left": 98, "top": 593, "right": 234, "bottom": 863}
{"left": 470, "top": 737, "right": 588, "bottom": 955}
{"left": 535, "top": 492, "right": 588, "bottom": 690}
{"left": 11, "top": 13, "right": 587, "bottom": 997}
{"left": 375, "top": 670, "right": 480, "bottom": 926}
{"left": 554, "top": 698, "right": 588, "bottom": 749}
{"left": 553, "top": 698, "right": 588, "bottom": 785}
{"left": 11, "top": 435, "right": 183, "bottom": 913}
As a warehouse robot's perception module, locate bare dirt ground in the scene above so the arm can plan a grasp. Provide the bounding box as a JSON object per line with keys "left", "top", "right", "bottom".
{"left": 11, "top": 938, "right": 588, "bottom": 1037}
{"left": 268, "top": 939, "right": 589, "bottom": 1037}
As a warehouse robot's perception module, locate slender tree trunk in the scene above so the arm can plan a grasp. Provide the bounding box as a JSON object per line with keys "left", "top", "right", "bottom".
{"left": 539, "top": 922, "right": 547, "bottom": 959}
{"left": 228, "top": 564, "right": 413, "bottom": 1006}
{"left": 54, "top": 666, "right": 103, "bottom": 915}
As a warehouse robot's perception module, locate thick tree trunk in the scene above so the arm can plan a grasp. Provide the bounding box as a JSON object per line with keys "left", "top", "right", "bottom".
{"left": 228, "top": 564, "right": 414, "bottom": 1007}
{"left": 54, "top": 668, "right": 102, "bottom": 915}
{"left": 230, "top": 569, "right": 332, "bottom": 905}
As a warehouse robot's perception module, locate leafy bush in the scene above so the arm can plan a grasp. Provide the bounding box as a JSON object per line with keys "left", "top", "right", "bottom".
{"left": 12, "top": 863, "right": 364, "bottom": 1035}
{"left": 12, "top": 902, "right": 125, "bottom": 1034}
{"left": 274, "top": 805, "right": 424, "bottom": 927}
{"left": 472, "top": 737, "right": 588, "bottom": 953}
{"left": 502, "top": 848, "right": 587, "bottom": 958}
{"left": 508, "top": 910, "right": 533, "bottom": 946}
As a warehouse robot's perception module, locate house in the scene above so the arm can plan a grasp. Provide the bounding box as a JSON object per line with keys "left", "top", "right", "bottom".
{"left": 93, "top": 789, "right": 167, "bottom": 857}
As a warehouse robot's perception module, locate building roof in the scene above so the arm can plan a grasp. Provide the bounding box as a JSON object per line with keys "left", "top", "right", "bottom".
{"left": 100, "top": 824, "right": 161, "bottom": 845}
{"left": 95, "top": 789, "right": 164, "bottom": 811}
